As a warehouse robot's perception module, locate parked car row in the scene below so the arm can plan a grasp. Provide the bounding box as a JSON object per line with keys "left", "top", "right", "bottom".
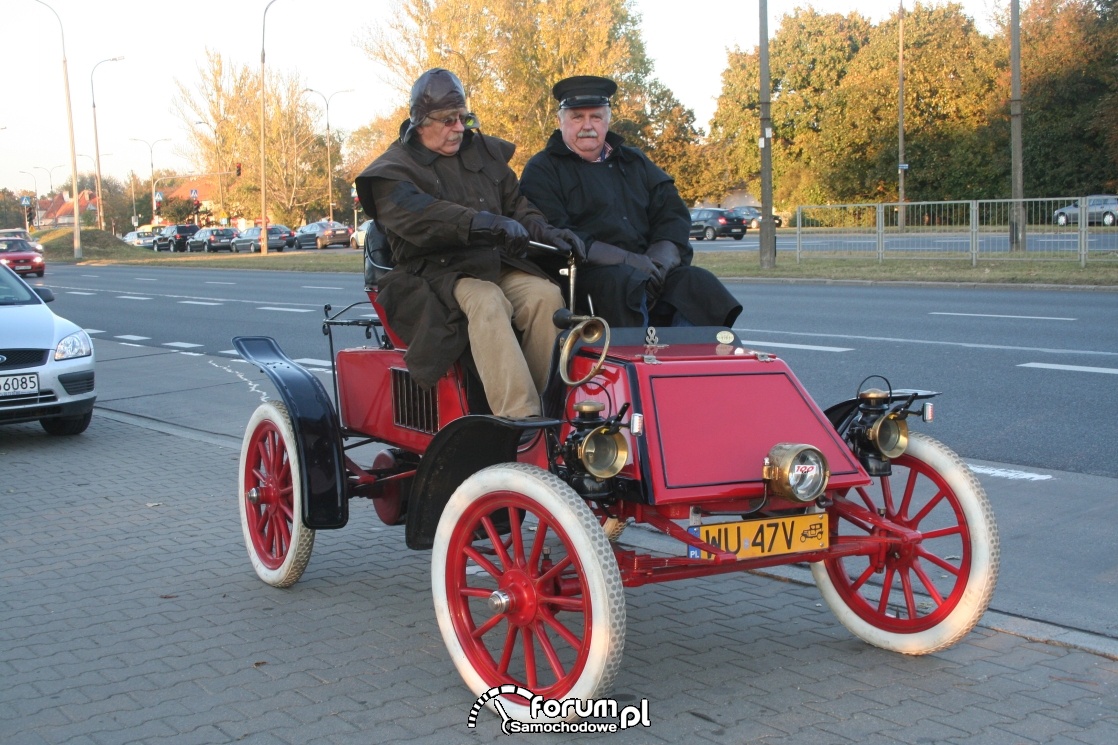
{"left": 118, "top": 221, "right": 366, "bottom": 252}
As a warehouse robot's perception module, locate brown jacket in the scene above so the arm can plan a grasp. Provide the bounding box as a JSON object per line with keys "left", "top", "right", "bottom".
{"left": 354, "top": 125, "right": 554, "bottom": 387}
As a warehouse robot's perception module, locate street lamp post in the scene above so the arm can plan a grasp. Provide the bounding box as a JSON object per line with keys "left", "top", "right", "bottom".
{"left": 897, "top": 1, "right": 906, "bottom": 231}
{"left": 91, "top": 56, "right": 123, "bottom": 231}
{"left": 260, "top": 0, "right": 281, "bottom": 254}
{"left": 130, "top": 137, "right": 170, "bottom": 222}
{"left": 33, "top": 0, "right": 82, "bottom": 258}
{"left": 33, "top": 167, "right": 54, "bottom": 195}
{"left": 302, "top": 87, "right": 352, "bottom": 222}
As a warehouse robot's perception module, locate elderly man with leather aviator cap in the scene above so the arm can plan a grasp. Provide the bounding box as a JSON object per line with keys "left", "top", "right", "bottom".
{"left": 520, "top": 75, "right": 741, "bottom": 329}
{"left": 355, "top": 68, "right": 584, "bottom": 419}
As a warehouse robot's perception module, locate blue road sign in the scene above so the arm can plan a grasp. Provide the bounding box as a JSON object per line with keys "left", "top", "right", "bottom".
{"left": 190, "top": 189, "right": 198, "bottom": 199}
{"left": 155, "top": 191, "right": 163, "bottom": 202}
{"left": 20, "top": 196, "right": 31, "bottom": 206}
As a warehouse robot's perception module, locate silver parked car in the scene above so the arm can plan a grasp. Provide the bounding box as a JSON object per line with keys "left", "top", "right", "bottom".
{"left": 0, "top": 265, "right": 95, "bottom": 435}
{"left": 1053, "top": 195, "right": 1118, "bottom": 227}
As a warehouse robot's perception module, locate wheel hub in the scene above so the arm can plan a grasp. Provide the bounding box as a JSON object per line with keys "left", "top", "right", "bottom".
{"left": 495, "top": 570, "right": 538, "bottom": 626}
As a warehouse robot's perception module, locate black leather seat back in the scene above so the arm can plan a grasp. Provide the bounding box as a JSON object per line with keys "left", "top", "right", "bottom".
{"left": 363, "top": 222, "right": 394, "bottom": 290}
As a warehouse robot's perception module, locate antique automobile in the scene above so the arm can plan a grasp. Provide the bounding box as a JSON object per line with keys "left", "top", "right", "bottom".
{"left": 234, "top": 240, "right": 999, "bottom": 724}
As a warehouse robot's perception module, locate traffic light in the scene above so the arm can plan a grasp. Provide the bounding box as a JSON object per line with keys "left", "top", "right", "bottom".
{"left": 193, "top": 199, "right": 201, "bottom": 213}
{"left": 26, "top": 206, "right": 34, "bottom": 225}
{"left": 235, "top": 162, "right": 242, "bottom": 177}
{"left": 155, "top": 203, "right": 162, "bottom": 216}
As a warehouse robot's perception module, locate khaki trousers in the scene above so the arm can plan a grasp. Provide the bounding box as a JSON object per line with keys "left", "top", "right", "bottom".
{"left": 453, "top": 268, "right": 564, "bottom": 418}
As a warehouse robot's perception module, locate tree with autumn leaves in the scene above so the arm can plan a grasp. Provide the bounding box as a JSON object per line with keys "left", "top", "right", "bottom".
{"left": 174, "top": 0, "right": 1116, "bottom": 224}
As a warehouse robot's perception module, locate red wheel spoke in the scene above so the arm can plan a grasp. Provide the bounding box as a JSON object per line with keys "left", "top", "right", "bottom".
{"left": 543, "top": 595, "right": 585, "bottom": 613}
{"left": 920, "top": 525, "right": 962, "bottom": 541}
{"left": 472, "top": 611, "right": 505, "bottom": 639}
{"left": 522, "top": 625, "right": 538, "bottom": 689}
{"left": 481, "top": 516, "right": 514, "bottom": 571}
{"left": 497, "top": 624, "right": 518, "bottom": 675}
{"left": 916, "top": 546, "right": 961, "bottom": 576}
{"left": 880, "top": 476, "right": 896, "bottom": 517}
{"left": 898, "top": 467, "right": 919, "bottom": 520}
{"left": 464, "top": 546, "right": 504, "bottom": 580}
{"left": 528, "top": 519, "right": 550, "bottom": 569}
{"left": 850, "top": 563, "right": 877, "bottom": 593}
{"left": 278, "top": 488, "right": 294, "bottom": 519}
{"left": 910, "top": 558, "right": 947, "bottom": 605}
{"left": 533, "top": 621, "right": 566, "bottom": 681}
{"left": 899, "top": 568, "right": 919, "bottom": 619}
{"left": 855, "top": 485, "right": 877, "bottom": 513}
{"left": 911, "top": 488, "right": 948, "bottom": 526}
{"left": 877, "top": 566, "right": 896, "bottom": 614}
{"left": 508, "top": 509, "right": 526, "bottom": 567}
{"left": 539, "top": 607, "right": 583, "bottom": 650}
{"left": 459, "top": 586, "right": 492, "bottom": 599}
{"left": 537, "top": 555, "right": 573, "bottom": 584}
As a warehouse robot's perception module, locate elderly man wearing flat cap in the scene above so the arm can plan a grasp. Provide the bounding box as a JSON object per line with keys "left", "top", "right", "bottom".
{"left": 354, "top": 68, "right": 584, "bottom": 419}
{"left": 520, "top": 75, "right": 741, "bottom": 328}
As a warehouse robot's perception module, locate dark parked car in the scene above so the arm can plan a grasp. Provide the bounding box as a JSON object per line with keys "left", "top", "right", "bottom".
{"left": 187, "top": 227, "right": 239, "bottom": 253}
{"left": 230, "top": 225, "right": 293, "bottom": 253}
{"left": 153, "top": 224, "right": 200, "bottom": 252}
{"left": 1053, "top": 195, "right": 1118, "bottom": 227}
{"left": 293, "top": 220, "right": 353, "bottom": 250}
{"left": 726, "top": 205, "right": 783, "bottom": 229}
{"left": 689, "top": 208, "right": 746, "bottom": 241}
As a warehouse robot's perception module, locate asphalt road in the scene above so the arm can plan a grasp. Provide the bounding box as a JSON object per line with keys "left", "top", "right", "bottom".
{"left": 35, "top": 264, "right": 1118, "bottom": 478}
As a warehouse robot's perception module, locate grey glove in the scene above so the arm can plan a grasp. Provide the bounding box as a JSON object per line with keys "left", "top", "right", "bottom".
{"left": 469, "top": 211, "right": 530, "bottom": 258}
{"left": 526, "top": 221, "right": 587, "bottom": 262}
{"left": 586, "top": 241, "right": 657, "bottom": 275}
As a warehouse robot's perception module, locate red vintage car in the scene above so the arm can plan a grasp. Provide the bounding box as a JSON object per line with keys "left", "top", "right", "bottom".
{"left": 234, "top": 243, "right": 998, "bottom": 724}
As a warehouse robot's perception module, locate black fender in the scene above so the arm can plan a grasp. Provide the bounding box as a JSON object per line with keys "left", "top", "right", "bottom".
{"left": 404, "top": 414, "right": 561, "bottom": 550}
{"left": 825, "top": 388, "right": 940, "bottom": 436}
{"left": 233, "top": 336, "right": 347, "bottom": 529}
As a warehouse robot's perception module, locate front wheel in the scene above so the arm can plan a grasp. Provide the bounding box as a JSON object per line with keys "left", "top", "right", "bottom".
{"left": 41, "top": 412, "right": 92, "bottom": 435}
{"left": 432, "top": 463, "right": 626, "bottom": 723}
{"left": 238, "top": 401, "right": 314, "bottom": 587}
{"left": 1104, "top": 212, "right": 1116, "bottom": 227}
{"left": 812, "top": 433, "right": 998, "bottom": 655}
{"left": 704, "top": 227, "right": 716, "bottom": 241}
{"left": 1057, "top": 213, "right": 1069, "bottom": 226}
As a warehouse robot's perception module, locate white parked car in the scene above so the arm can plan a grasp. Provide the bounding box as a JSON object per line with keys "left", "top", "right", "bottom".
{"left": 0, "top": 265, "right": 95, "bottom": 435}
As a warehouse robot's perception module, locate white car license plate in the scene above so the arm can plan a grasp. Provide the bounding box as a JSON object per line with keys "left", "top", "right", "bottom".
{"left": 0, "top": 373, "right": 39, "bottom": 397}
{"left": 731, "top": 228, "right": 742, "bottom": 233}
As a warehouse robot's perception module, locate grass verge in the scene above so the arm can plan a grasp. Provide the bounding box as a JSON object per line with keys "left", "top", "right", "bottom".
{"left": 35, "top": 228, "right": 1118, "bottom": 286}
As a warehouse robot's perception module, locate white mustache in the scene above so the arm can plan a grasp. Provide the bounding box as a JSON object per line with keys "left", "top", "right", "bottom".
{"left": 577, "top": 131, "right": 598, "bottom": 138}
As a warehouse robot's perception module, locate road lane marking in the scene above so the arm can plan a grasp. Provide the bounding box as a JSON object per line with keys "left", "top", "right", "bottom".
{"left": 164, "top": 342, "right": 203, "bottom": 349}
{"left": 734, "top": 327, "right": 1118, "bottom": 358}
{"left": 85, "top": 329, "right": 104, "bottom": 334}
{"left": 966, "top": 464, "right": 1052, "bottom": 481}
{"left": 114, "top": 335, "right": 150, "bottom": 341}
{"left": 116, "top": 296, "right": 152, "bottom": 300}
{"left": 179, "top": 300, "right": 222, "bottom": 306}
{"left": 257, "top": 306, "right": 314, "bottom": 312}
{"left": 220, "top": 349, "right": 239, "bottom": 355}
{"left": 1018, "top": 362, "right": 1118, "bottom": 375}
{"left": 736, "top": 338, "right": 853, "bottom": 352}
{"left": 301, "top": 285, "right": 344, "bottom": 290}
{"left": 67, "top": 291, "right": 96, "bottom": 295}
{"left": 205, "top": 281, "right": 236, "bottom": 285}
{"left": 930, "top": 312, "right": 1075, "bottom": 321}
{"left": 134, "top": 278, "right": 157, "bottom": 281}
{"left": 294, "top": 358, "right": 332, "bottom": 367}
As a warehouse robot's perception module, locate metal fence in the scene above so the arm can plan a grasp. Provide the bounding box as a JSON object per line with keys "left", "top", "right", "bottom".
{"left": 792, "top": 197, "right": 1118, "bottom": 266}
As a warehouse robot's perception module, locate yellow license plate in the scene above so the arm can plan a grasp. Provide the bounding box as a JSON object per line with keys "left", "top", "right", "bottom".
{"left": 687, "top": 513, "right": 828, "bottom": 560}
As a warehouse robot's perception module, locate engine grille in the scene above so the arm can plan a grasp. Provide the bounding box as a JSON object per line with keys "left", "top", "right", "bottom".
{"left": 0, "top": 349, "right": 49, "bottom": 370}
{"left": 391, "top": 367, "right": 438, "bottom": 434}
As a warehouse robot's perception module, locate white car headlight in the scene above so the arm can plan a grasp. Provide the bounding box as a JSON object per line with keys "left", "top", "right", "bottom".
{"left": 55, "top": 330, "right": 93, "bottom": 360}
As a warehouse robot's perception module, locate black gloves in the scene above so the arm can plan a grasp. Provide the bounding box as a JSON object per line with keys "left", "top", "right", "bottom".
{"left": 644, "top": 240, "right": 681, "bottom": 295}
{"left": 526, "top": 221, "right": 587, "bottom": 261}
{"left": 469, "top": 211, "right": 530, "bottom": 257}
{"left": 585, "top": 241, "right": 657, "bottom": 275}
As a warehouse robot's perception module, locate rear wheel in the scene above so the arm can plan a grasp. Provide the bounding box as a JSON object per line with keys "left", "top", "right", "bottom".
{"left": 812, "top": 433, "right": 998, "bottom": 654}
{"left": 238, "top": 401, "right": 314, "bottom": 587}
{"left": 1057, "top": 213, "right": 1069, "bottom": 226}
{"left": 1104, "top": 212, "right": 1116, "bottom": 227}
{"left": 433, "top": 463, "right": 625, "bottom": 723}
{"left": 704, "top": 227, "right": 716, "bottom": 241}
